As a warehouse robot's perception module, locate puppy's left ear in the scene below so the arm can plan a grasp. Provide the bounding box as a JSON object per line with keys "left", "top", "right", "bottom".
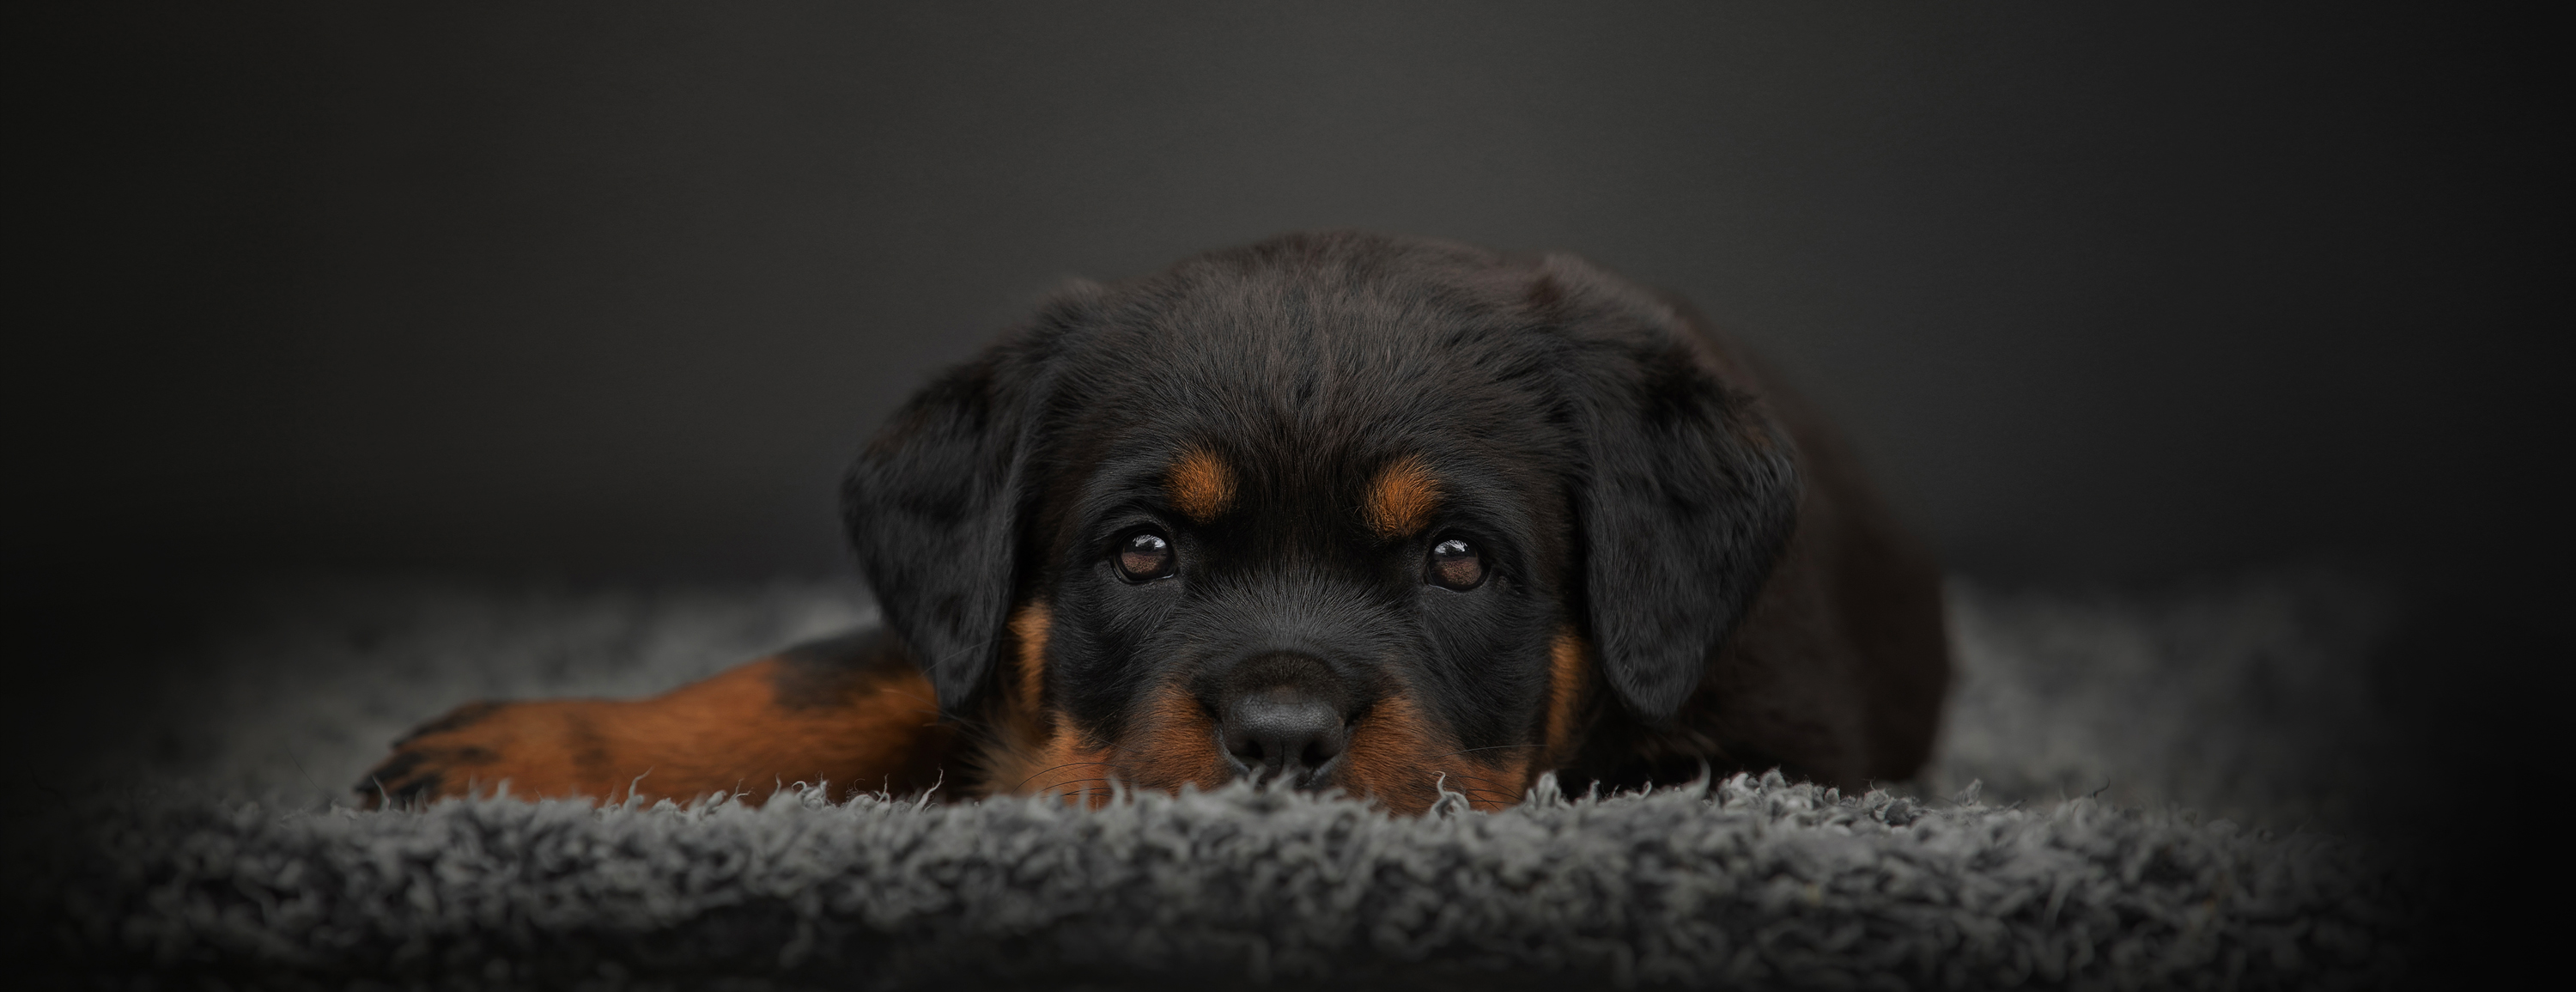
{"left": 1552, "top": 268, "right": 1801, "bottom": 729}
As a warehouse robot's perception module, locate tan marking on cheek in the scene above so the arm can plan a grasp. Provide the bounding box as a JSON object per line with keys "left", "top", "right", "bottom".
{"left": 1543, "top": 630, "right": 1592, "bottom": 771}
{"left": 1167, "top": 447, "right": 1237, "bottom": 523}
{"left": 1340, "top": 693, "right": 1529, "bottom": 815}
{"left": 1121, "top": 683, "right": 1230, "bottom": 793}
{"left": 1009, "top": 601, "right": 1050, "bottom": 714}
{"left": 1033, "top": 727, "right": 1121, "bottom": 806}
{"left": 967, "top": 599, "right": 1066, "bottom": 797}
{"left": 1364, "top": 454, "right": 1443, "bottom": 540}
{"left": 976, "top": 630, "right": 1218, "bottom": 806}
{"left": 979, "top": 721, "right": 1114, "bottom": 802}
{"left": 985, "top": 683, "right": 1224, "bottom": 806}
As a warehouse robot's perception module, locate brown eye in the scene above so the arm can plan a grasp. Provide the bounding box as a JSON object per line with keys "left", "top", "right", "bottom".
{"left": 1116, "top": 531, "right": 1176, "bottom": 581}
{"left": 1427, "top": 537, "right": 1485, "bottom": 590}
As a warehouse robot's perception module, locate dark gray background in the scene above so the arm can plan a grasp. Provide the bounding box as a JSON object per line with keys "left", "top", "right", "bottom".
{"left": 21, "top": 2, "right": 2558, "bottom": 593}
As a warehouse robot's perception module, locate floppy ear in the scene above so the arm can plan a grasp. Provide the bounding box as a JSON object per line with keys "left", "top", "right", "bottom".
{"left": 1558, "top": 284, "right": 1800, "bottom": 729}
{"left": 841, "top": 332, "right": 1060, "bottom": 721}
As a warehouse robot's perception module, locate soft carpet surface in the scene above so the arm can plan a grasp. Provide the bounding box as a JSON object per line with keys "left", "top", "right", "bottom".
{"left": 9, "top": 573, "right": 2421, "bottom": 989}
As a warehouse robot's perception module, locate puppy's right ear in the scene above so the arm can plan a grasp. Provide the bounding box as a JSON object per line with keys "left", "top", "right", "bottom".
{"left": 841, "top": 307, "right": 1079, "bottom": 720}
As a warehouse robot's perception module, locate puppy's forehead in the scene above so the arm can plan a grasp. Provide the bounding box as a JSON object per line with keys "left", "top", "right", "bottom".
{"left": 1046, "top": 266, "right": 1574, "bottom": 533}
{"left": 1072, "top": 265, "right": 1548, "bottom": 416}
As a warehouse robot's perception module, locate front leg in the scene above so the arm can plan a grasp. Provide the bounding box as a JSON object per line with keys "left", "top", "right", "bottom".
{"left": 358, "top": 626, "right": 958, "bottom": 807}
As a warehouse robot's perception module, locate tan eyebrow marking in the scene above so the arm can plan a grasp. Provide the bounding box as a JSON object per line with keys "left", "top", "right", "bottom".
{"left": 1363, "top": 454, "right": 1443, "bottom": 540}
{"left": 1167, "top": 447, "right": 1236, "bottom": 523}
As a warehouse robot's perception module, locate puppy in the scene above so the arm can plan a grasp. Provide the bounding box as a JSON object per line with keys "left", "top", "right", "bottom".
{"left": 361, "top": 231, "right": 1949, "bottom": 814}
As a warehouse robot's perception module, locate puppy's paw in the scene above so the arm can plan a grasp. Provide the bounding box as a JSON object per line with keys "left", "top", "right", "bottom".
{"left": 356, "top": 699, "right": 589, "bottom": 808}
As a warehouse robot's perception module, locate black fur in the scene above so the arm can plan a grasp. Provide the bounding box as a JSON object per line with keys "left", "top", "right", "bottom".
{"left": 840, "top": 327, "right": 1055, "bottom": 720}
{"left": 840, "top": 231, "right": 1799, "bottom": 758}
{"left": 769, "top": 626, "right": 920, "bottom": 712}
{"left": 1551, "top": 279, "right": 1799, "bottom": 727}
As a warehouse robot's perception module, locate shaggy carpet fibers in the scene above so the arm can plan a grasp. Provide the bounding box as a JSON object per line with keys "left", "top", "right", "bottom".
{"left": 8, "top": 573, "right": 2424, "bottom": 989}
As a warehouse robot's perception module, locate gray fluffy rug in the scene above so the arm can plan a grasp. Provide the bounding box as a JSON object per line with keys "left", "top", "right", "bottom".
{"left": 9, "top": 573, "right": 2421, "bottom": 989}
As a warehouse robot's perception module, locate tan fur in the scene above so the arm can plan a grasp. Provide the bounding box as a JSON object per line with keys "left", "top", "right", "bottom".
{"left": 1541, "top": 630, "right": 1592, "bottom": 773}
{"left": 1010, "top": 603, "right": 1051, "bottom": 720}
{"left": 1363, "top": 454, "right": 1443, "bottom": 540}
{"left": 972, "top": 601, "right": 1072, "bottom": 796}
{"left": 374, "top": 658, "right": 948, "bottom": 806}
{"left": 986, "top": 681, "right": 1226, "bottom": 806}
{"left": 1011, "top": 726, "right": 1120, "bottom": 805}
{"left": 1167, "top": 447, "right": 1237, "bottom": 523}
{"left": 1342, "top": 693, "right": 1528, "bottom": 812}
{"left": 1116, "top": 683, "right": 1230, "bottom": 793}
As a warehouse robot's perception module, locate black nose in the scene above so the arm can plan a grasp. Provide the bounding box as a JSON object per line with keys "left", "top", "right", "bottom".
{"left": 1220, "top": 685, "right": 1348, "bottom": 785}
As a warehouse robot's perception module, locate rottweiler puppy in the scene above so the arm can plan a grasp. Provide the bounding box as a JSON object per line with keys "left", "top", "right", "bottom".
{"left": 361, "top": 231, "right": 1949, "bottom": 814}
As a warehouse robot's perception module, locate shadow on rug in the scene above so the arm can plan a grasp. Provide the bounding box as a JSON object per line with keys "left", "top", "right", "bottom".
{"left": 6, "top": 571, "right": 2424, "bottom": 989}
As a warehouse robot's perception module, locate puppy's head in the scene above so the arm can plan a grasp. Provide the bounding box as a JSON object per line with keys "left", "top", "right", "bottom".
{"left": 843, "top": 232, "right": 1795, "bottom": 812}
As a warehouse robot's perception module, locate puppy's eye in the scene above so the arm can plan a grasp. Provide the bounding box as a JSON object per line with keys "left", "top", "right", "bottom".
{"left": 1426, "top": 537, "right": 1485, "bottom": 590}
{"left": 1116, "top": 531, "right": 1177, "bottom": 581}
